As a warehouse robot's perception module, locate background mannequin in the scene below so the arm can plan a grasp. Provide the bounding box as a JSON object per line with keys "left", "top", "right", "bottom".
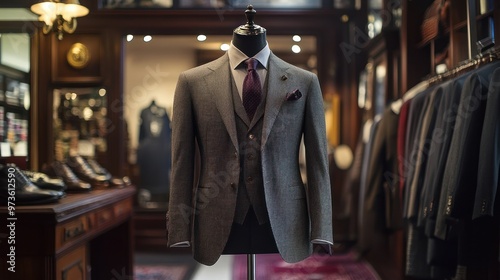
{"left": 136, "top": 99, "right": 171, "bottom": 207}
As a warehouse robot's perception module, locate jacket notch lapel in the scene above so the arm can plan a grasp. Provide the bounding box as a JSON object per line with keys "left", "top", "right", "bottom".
{"left": 261, "top": 54, "right": 289, "bottom": 148}
{"left": 206, "top": 55, "right": 239, "bottom": 150}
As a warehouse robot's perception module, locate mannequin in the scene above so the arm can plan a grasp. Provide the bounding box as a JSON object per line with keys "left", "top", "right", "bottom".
{"left": 231, "top": 5, "right": 267, "bottom": 57}
{"left": 136, "top": 99, "right": 171, "bottom": 207}
{"left": 167, "top": 5, "right": 333, "bottom": 267}
{"left": 221, "top": 5, "right": 278, "bottom": 257}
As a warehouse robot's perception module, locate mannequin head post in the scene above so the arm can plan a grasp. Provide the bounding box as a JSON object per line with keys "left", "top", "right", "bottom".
{"left": 232, "top": 5, "right": 267, "bottom": 57}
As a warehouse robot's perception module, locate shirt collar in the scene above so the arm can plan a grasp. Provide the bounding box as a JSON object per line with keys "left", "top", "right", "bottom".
{"left": 228, "top": 41, "right": 270, "bottom": 70}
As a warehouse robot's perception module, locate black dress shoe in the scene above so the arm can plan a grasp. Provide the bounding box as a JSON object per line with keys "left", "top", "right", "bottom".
{"left": 47, "top": 161, "right": 92, "bottom": 192}
{"left": 0, "top": 164, "right": 65, "bottom": 205}
{"left": 85, "top": 158, "right": 112, "bottom": 180}
{"left": 86, "top": 158, "right": 126, "bottom": 188}
{"left": 22, "top": 170, "right": 67, "bottom": 192}
{"left": 66, "top": 156, "right": 109, "bottom": 188}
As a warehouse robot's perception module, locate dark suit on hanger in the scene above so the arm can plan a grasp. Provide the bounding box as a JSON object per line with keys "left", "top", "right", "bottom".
{"left": 434, "top": 61, "right": 500, "bottom": 240}
{"left": 418, "top": 77, "right": 465, "bottom": 228}
{"left": 473, "top": 67, "right": 500, "bottom": 219}
{"left": 363, "top": 107, "right": 402, "bottom": 232}
{"left": 403, "top": 87, "right": 433, "bottom": 220}
{"left": 404, "top": 83, "right": 447, "bottom": 279}
{"left": 407, "top": 85, "right": 444, "bottom": 221}
{"left": 433, "top": 62, "right": 500, "bottom": 278}
{"left": 397, "top": 100, "right": 411, "bottom": 200}
{"left": 357, "top": 107, "right": 402, "bottom": 277}
{"left": 401, "top": 88, "right": 433, "bottom": 279}
{"left": 356, "top": 117, "right": 380, "bottom": 253}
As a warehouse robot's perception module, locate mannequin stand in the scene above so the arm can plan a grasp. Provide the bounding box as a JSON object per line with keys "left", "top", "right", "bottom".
{"left": 247, "top": 254, "right": 255, "bottom": 280}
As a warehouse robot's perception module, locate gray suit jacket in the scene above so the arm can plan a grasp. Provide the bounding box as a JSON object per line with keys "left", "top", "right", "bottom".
{"left": 166, "top": 52, "right": 333, "bottom": 266}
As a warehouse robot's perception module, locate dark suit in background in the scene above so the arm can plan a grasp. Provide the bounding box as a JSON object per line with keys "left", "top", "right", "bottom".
{"left": 358, "top": 107, "right": 403, "bottom": 279}
{"left": 137, "top": 101, "right": 171, "bottom": 202}
{"left": 401, "top": 88, "right": 432, "bottom": 279}
{"left": 419, "top": 77, "right": 465, "bottom": 278}
{"left": 435, "top": 62, "right": 500, "bottom": 278}
{"left": 473, "top": 67, "right": 500, "bottom": 219}
{"left": 356, "top": 117, "right": 380, "bottom": 253}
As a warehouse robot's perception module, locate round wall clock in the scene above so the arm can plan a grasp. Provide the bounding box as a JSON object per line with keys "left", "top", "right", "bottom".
{"left": 67, "top": 43, "right": 90, "bottom": 69}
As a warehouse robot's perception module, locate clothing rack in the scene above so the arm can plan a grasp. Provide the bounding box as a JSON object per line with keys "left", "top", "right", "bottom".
{"left": 426, "top": 46, "right": 500, "bottom": 86}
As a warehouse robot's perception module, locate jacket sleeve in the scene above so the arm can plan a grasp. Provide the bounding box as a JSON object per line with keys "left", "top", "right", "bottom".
{"left": 167, "top": 72, "right": 196, "bottom": 246}
{"left": 303, "top": 73, "right": 334, "bottom": 244}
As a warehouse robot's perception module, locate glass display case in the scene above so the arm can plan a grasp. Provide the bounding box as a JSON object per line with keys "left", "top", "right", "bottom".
{"left": 52, "top": 87, "right": 108, "bottom": 161}
{"left": 367, "top": 0, "right": 384, "bottom": 38}
{"left": 0, "top": 34, "right": 31, "bottom": 161}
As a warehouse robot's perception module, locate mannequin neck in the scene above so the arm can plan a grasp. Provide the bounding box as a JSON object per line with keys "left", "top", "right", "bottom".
{"left": 232, "top": 32, "right": 267, "bottom": 57}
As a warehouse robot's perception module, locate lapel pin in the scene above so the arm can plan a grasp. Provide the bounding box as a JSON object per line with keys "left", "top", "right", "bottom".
{"left": 281, "top": 75, "right": 288, "bottom": 81}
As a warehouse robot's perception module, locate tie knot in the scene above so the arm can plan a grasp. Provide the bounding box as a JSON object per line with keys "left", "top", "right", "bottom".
{"left": 245, "top": 58, "right": 258, "bottom": 71}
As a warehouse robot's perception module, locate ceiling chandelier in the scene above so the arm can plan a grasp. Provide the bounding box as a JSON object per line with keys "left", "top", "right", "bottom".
{"left": 30, "top": 0, "right": 89, "bottom": 40}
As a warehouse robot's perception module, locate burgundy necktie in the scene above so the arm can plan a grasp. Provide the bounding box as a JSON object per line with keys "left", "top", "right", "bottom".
{"left": 242, "top": 58, "right": 262, "bottom": 120}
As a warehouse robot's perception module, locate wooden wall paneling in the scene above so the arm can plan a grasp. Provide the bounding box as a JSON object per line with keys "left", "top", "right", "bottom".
{"left": 495, "top": 2, "right": 500, "bottom": 45}
{"left": 51, "top": 33, "right": 104, "bottom": 84}
{"left": 400, "top": 0, "right": 433, "bottom": 94}
{"left": 30, "top": 28, "right": 40, "bottom": 170}
{"left": 35, "top": 30, "right": 54, "bottom": 169}
{"left": 103, "top": 29, "right": 126, "bottom": 176}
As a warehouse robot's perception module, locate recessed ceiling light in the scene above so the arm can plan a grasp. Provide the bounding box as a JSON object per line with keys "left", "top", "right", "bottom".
{"left": 292, "top": 45, "right": 301, "bottom": 53}
{"left": 220, "top": 43, "right": 230, "bottom": 51}
{"left": 197, "top": 34, "right": 207, "bottom": 41}
{"left": 144, "top": 35, "right": 152, "bottom": 42}
{"left": 292, "top": 35, "right": 301, "bottom": 42}
{"left": 126, "top": 34, "right": 134, "bottom": 42}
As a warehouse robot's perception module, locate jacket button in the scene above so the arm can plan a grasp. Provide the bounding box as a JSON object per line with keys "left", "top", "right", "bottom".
{"left": 247, "top": 176, "right": 253, "bottom": 183}
{"left": 248, "top": 134, "right": 255, "bottom": 140}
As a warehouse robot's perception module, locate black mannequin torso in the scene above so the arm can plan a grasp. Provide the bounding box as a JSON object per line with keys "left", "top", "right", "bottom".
{"left": 232, "top": 5, "right": 267, "bottom": 57}
{"left": 232, "top": 32, "right": 266, "bottom": 57}
{"left": 221, "top": 5, "right": 278, "bottom": 256}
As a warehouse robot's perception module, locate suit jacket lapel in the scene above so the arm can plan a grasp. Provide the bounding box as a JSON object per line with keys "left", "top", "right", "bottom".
{"left": 205, "top": 54, "right": 239, "bottom": 150}
{"left": 262, "top": 53, "right": 290, "bottom": 148}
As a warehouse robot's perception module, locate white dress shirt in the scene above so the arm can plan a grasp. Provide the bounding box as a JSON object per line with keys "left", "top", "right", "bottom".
{"left": 227, "top": 41, "right": 270, "bottom": 100}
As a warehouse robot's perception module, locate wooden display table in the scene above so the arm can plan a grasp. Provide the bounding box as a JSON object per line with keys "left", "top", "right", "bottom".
{"left": 0, "top": 187, "right": 136, "bottom": 280}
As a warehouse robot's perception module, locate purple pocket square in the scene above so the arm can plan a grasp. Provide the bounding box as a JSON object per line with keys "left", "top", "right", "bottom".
{"left": 286, "top": 89, "right": 302, "bottom": 101}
